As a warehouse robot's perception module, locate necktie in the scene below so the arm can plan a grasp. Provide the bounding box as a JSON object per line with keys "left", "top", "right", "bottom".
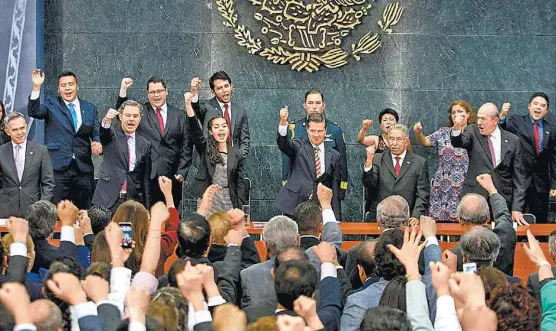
{"left": 14, "top": 145, "right": 23, "bottom": 182}
{"left": 155, "top": 108, "right": 165, "bottom": 135}
{"left": 223, "top": 103, "right": 232, "bottom": 143}
{"left": 394, "top": 156, "right": 401, "bottom": 176}
{"left": 314, "top": 147, "right": 321, "bottom": 177}
{"left": 487, "top": 135, "right": 497, "bottom": 167}
{"left": 122, "top": 135, "right": 131, "bottom": 192}
{"left": 534, "top": 120, "right": 541, "bottom": 154}
{"left": 68, "top": 103, "right": 78, "bottom": 131}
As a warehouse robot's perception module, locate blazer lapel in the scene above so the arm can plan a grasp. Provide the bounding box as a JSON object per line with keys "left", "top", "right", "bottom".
{"left": 305, "top": 142, "right": 317, "bottom": 179}
{"left": 227, "top": 147, "right": 236, "bottom": 179}
{"left": 542, "top": 119, "right": 551, "bottom": 151}
{"left": 6, "top": 144, "right": 19, "bottom": 183}
{"left": 499, "top": 131, "right": 510, "bottom": 166}
{"left": 396, "top": 152, "right": 413, "bottom": 182}
{"left": 324, "top": 146, "right": 333, "bottom": 177}
{"left": 147, "top": 104, "right": 163, "bottom": 137}
{"left": 116, "top": 127, "right": 130, "bottom": 169}
{"left": 383, "top": 151, "right": 396, "bottom": 178}
{"left": 477, "top": 133, "right": 494, "bottom": 168}
{"left": 163, "top": 108, "right": 175, "bottom": 139}
{"left": 524, "top": 115, "right": 536, "bottom": 148}
{"left": 230, "top": 103, "right": 239, "bottom": 137}
{"left": 21, "top": 142, "right": 34, "bottom": 183}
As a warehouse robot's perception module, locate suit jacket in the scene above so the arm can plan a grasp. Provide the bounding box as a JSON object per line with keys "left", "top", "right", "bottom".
{"left": 0, "top": 141, "right": 54, "bottom": 217}
{"left": 275, "top": 134, "right": 342, "bottom": 218}
{"left": 117, "top": 96, "right": 192, "bottom": 179}
{"left": 341, "top": 278, "right": 389, "bottom": 331}
{"left": 0, "top": 255, "right": 29, "bottom": 286}
{"left": 208, "top": 236, "right": 261, "bottom": 269}
{"left": 31, "top": 238, "right": 77, "bottom": 273}
{"left": 501, "top": 114, "right": 556, "bottom": 201}
{"left": 451, "top": 192, "right": 516, "bottom": 276}
{"left": 28, "top": 96, "right": 99, "bottom": 172}
{"left": 97, "top": 303, "right": 121, "bottom": 331}
{"left": 78, "top": 315, "right": 105, "bottom": 331}
{"left": 192, "top": 97, "right": 250, "bottom": 159}
{"left": 362, "top": 150, "right": 430, "bottom": 218}
{"left": 187, "top": 115, "right": 247, "bottom": 208}
{"left": 92, "top": 125, "right": 152, "bottom": 209}
{"left": 527, "top": 265, "right": 556, "bottom": 304}
{"left": 240, "top": 258, "right": 275, "bottom": 308}
{"left": 451, "top": 124, "right": 527, "bottom": 211}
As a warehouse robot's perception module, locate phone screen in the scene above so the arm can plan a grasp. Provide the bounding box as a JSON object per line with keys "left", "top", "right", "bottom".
{"left": 119, "top": 223, "right": 132, "bottom": 248}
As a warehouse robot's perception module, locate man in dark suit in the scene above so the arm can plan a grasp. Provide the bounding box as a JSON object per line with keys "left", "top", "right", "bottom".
{"left": 499, "top": 93, "right": 556, "bottom": 223}
{"left": 527, "top": 229, "right": 556, "bottom": 304}
{"left": 117, "top": 76, "right": 192, "bottom": 209}
{"left": 451, "top": 102, "right": 528, "bottom": 224}
{"left": 92, "top": 101, "right": 152, "bottom": 213}
{"left": 28, "top": 69, "right": 101, "bottom": 209}
{"left": 190, "top": 72, "right": 250, "bottom": 159}
{"left": 0, "top": 112, "right": 54, "bottom": 217}
{"left": 362, "top": 124, "right": 430, "bottom": 221}
{"left": 274, "top": 110, "right": 342, "bottom": 219}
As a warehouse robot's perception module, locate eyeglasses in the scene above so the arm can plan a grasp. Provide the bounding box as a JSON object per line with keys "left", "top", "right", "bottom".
{"left": 387, "top": 137, "right": 406, "bottom": 143}
{"left": 147, "top": 89, "right": 166, "bottom": 95}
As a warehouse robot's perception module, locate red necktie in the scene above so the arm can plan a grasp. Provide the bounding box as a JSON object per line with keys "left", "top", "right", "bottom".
{"left": 394, "top": 157, "right": 401, "bottom": 176}
{"left": 534, "top": 120, "right": 541, "bottom": 154}
{"left": 487, "top": 135, "right": 496, "bottom": 167}
{"left": 155, "top": 108, "right": 165, "bottom": 135}
{"left": 223, "top": 103, "right": 232, "bottom": 143}
{"left": 314, "top": 147, "right": 321, "bottom": 178}
{"left": 122, "top": 135, "right": 131, "bottom": 192}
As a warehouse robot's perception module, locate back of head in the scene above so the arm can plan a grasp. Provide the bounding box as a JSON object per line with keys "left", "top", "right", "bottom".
{"left": 274, "top": 259, "right": 317, "bottom": 310}
{"left": 88, "top": 206, "right": 112, "bottom": 235}
{"left": 177, "top": 214, "right": 211, "bottom": 258}
{"left": 378, "top": 276, "right": 407, "bottom": 311}
{"left": 376, "top": 196, "right": 409, "bottom": 230}
{"left": 148, "top": 287, "right": 188, "bottom": 331}
{"left": 274, "top": 246, "right": 308, "bottom": 271}
{"left": 85, "top": 261, "right": 112, "bottom": 282}
{"left": 168, "top": 259, "right": 187, "bottom": 288}
{"left": 262, "top": 216, "right": 299, "bottom": 257}
{"left": 460, "top": 226, "right": 500, "bottom": 269}
{"left": 30, "top": 299, "right": 63, "bottom": 331}
{"left": 478, "top": 267, "right": 508, "bottom": 300}
{"left": 207, "top": 211, "right": 232, "bottom": 246}
{"left": 360, "top": 306, "right": 411, "bottom": 331}
{"left": 293, "top": 200, "right": 322, "bottom": 236}
{"left": 488, "top": 284, "right": 541, "bottom": 331}
{"left": 374, "top": 229, "right": 405, "bottom": 280}
{"left": 354, "top": 240, "right": 377, "bottom": 278}
{"left": 112, "top": 201, "right": 149, "bottom": 264}
{"left": 457, "top": 193, "right": 490, "bottom": 226}
{"left": 27, "top": 200, "right": 58, "bottom": 240}
{"left": 247, "top": 316, "right": 278, "bottom": 331}
{"left": 44, "top": 256, "right": 82, "bottom": 330}
{"left": 91, "top": 230, "right": 112, "bottom": 263}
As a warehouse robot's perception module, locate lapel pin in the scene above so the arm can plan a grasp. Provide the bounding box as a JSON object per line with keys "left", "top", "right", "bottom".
{"left": 546, "top": 132, "right": 550, "bottom": 135}
{"left": 29, "top": 152, "right": 34, "bottom": 155}
{"left": 504, "top": 140, "right": 508, "bottom": 143}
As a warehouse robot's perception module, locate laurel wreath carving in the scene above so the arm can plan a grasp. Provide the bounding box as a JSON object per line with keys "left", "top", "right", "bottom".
{"left": 378, "top": 2, "right": 404, "bottom": 33}
{"left": 351, "top": 32, "right": 382, "bottom": 61}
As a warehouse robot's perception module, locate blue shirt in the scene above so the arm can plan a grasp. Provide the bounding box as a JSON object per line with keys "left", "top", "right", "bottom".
{"left": 530, "top": 115, "right": 544, "bottom": 152}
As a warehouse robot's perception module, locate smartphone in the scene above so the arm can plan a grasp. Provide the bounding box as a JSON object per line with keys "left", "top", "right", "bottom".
{"left": 463, "top": 262, "right": 477, "bottom": 273}
{"left": 119, "top": 222, "right": 133, "bottom": 248}
{"left": 242, "top": 205, "right": 251, "bottom": 227}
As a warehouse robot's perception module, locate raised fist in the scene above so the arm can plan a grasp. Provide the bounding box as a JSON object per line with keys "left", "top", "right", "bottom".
{"left": 104, "top": 108, "right": 119, "bottom": 123}
{"left": 362, "top": 119, "right": 373, "bottom": 130}
{"left": 120, "top": 78, "right": 134, "bottom": 90}
{"left": 413, "top": 121, "right": 423, "bottom": 134}
{"left": 191, "top": 77, "right": 201, "bottom": 96}
{"left": 31, "top": 69, "right": 45, "bottom": 88}
{"left": 184, "top": 92, "right": 194, "bottom": 105}
{"left": 366, "top": 145, "right": 376, "bottom": 159}
{"left": 500, "top": 103, "right": 511, "bottom": 120}
{"left": 280, "top": 106, "right": 289, "bottom": 124}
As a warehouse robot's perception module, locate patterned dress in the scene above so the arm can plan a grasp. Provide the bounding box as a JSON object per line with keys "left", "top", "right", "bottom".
{"left": 427, "top": 127, "right": 469, "bottom": 222}
{"left": 197, "top": 152, "right": 234, "bottom": 214}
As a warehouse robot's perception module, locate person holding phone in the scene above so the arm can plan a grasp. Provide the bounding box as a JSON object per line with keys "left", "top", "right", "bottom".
{"left": 184, "top": 92, "right": 247, "bottom": 214}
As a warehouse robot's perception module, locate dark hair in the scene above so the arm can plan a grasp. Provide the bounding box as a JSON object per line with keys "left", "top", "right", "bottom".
{"left": 207, "top": 115, "right": 227, "bottom": 165}
{"left": 274, "top": 246, "right": 308, "bottom": 271}
{"left": 209, "top": 71, "right": 232, "bottom": 90}
{"left": 378, "top": 108, "right": 399, "bottom": 123}
{"left": 354, "top": 240, "right": 377, "bottom": 277}
{"left": 274, "top": 259, "right": 317, "bottom": 310}
{"left": 530, "top": 92, "right": 550, "bottom": 108}
{"left": 306, "top": 112, "right": 326, "bottom": 128}
{"left": 89, "top": 205, "right": 112, "bottom": 235}
{"left": 85, "top": 261, "right": 112, "bottom": 282}
{"left": 488, "top": 284, "right": 541, "bottom": 331}
{"left": 91, "top": 230, "right": 111, "bottom": 263}
{"left": 27, "top": 200, "right": 58, "bottom": 240}
{"left": 304, "top": 89, "right": 325, "bottom": 102}
{"left": 378, "top": 276, "right": 407, "bottom": 311}
{"left": 374, "top": 229, "right": 405, "bottom": 280}
{"left": 177, "top": 214, "right": 211, "bottom": 258}
{"left": 0, "top": 101, "right": 5, "bottom": 130}
{"left": 147, "top": 76, "right": 167, "bottom": 90}
{"left": 148, "top": 287, "right": 189, "bottom": 331}
{"left": 293, "top": 200, "right": 321, "bottom": 235}
{"left": 168, "top": 259, "right": 187, "bottom": 288}
{"left": 478, "top": 267, "right": 508, "bottom": 300}
{"left": 446, "top": 100, "right": 476, "bottom": 127}
{"left": 58, "top": 71, "right": 77, "bottom": 84}
{"left": 360, "top": 306, "right": 411, "bottom": 331}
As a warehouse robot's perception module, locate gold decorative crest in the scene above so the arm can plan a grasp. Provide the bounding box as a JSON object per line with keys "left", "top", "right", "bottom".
{"left": 215, "top": 0, "right": 404, "bottom": 72}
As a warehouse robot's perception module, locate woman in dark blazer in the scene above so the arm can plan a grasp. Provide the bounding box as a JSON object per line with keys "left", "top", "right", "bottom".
{"left": 0, "top": 101, "right": 10, "bottom": 145}
{"left": 184, "top": 92, "right": 246, "bottom": 212}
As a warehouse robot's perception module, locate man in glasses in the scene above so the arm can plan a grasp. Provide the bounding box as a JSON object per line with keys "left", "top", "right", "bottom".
{"left": 363, "top": 124, "right": 430, "bottom": 224}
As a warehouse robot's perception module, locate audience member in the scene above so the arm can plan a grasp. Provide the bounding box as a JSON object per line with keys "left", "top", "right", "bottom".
{"left": 378, "top": 276, "right": 407, "bottom": 311}
{"left": 147, "top": 287, "right": 188, "bottom": 331}
{"left": 89, "top": 206, "right": 112, "bottom": 235}
{"left": 488, "top": 284, "right": 541, "bottom": 330}
{"left": 478, "top": 267, "right": 509, "bottom": 300}
{"left": 527, "top": 229, "right": 556, "bottom": 303}
{"left": 359, "top": 306, "right": 411, "bottom": 331}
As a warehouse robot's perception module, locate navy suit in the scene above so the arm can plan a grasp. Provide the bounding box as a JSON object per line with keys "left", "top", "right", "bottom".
{"left": 28, "top": 96, "right": 100, "bottom": 209}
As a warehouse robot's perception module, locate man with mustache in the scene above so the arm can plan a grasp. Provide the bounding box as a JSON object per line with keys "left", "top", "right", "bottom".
{"left": 498, "top": 93, "right": 556, "bottom": 224}
{"left": 451, "top": 102, "right": 527, "bottom": 224}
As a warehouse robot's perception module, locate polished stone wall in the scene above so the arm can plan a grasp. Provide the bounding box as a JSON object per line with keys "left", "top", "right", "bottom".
{"left": 44, "top": 0, "right": 556, "bottom": 220}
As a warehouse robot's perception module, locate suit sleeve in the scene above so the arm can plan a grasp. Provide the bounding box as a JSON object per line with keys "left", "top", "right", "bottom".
{"left": 99, "top": 125, "right": 115, "bottom": 145}
{"left": 143, "top": 143, "right": 152, "bottom": 209}
{"left": 217, "top": 246, "right": 242, "bottom": 304}
{"left": 551, "top": 134, "right": 556, "bottom": 190}
{"left": 176, "top": 116, "right": 193, "bottom": 178}
{"left": 511, "top": 139, "right": 528, "bottom": 212}
{"left": 277, "top": 132, "right": 299, "bottom": 159}
{"left": 192, "top": 100, "right": 208, "bottom": 123}
{"left": 115, "top": 95, "right": 127, "bottom": 109}
{"left": 317, "top": 277, "right": 342, "bottom": 331}
{"left": 240, "top": 236, "right": 261, "bottom": 269}
{"left": 97, "top": 303, "right": 121, "bottom": 331}
{"left": 281, "top": 125, "right": 294, "bottom": 183}
{"left": 187, "top": 115, "right": 207, "bottom": 154}
{"left": 6, "top": 255, "right": 29, "bottom": 284}
{"left": 238, "top": 112, "right": 250, "bottom": 159}
{"left": 235, "top": 154, "right": 248, "bottom": 206}
{"left": 361, "top": 158, "right": 379, "bottom": 191}
{"left": 91, "top": 104, "right": 100, "bottom": 143}
{"left": 77, "top": 315, "right": 106, "bottom": 331}
{"left": 490, "top": 192, "right": 516, "bottom": 275}
{"left": 40, "top": 148, "right": 55, "bottom": 201}
{"left": 335, "top": 127, "right": 348, "bottom": 200}
{"left": 337, "top": 268, "right": 353, "bottom": 307}
{"left": 28, "top": 96, "right": 49, "bottom": 119}
{"left": 412, "top": 160, "right": 430, "bottom": 219}
{"left": 450, "top": 127, "right": 473, "bottom": 150}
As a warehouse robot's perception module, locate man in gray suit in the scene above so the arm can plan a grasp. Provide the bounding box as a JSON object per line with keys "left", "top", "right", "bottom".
{"left": 363, "top": 124, "right": 429, "bottom": 222}
{"left": 0, "top": 112, "right": 54, "bottom": 217}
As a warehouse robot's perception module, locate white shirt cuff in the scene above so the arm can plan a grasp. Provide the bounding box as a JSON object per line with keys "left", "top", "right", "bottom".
{"left": 95, "top": 300, "right": 112, "bottom": 307}
{"left": 322, "top": 208, "right": 337, "bottom": 225}
{"left": 191, "top": 94, "right": 199, "bottom": 103}
{"left": 363, "top": 165, "right": 372, "bottom": 172}
{"left": 10, "top": 242, "right": 27, "bottom": 257}
{"left": 320, "top": 262, "right": 338, "bottom": 280}
{"left": 14, "top": 324, "right": 37, "bottom": 331}
{"left": 128, "top": 321, "right": 146, "bottom": 331}
{"left": 111, "top": 267, "right": 132, "bottom": 289}
{"left": 60, "top": 226, "right": 76, "bottom": 243}
{"left": 207, "top": 295, "right": 226, "bottom": 307}
{"left": 278, "top": 124, "right": 288, "bottom": 136}
{"left": 193, "top": 310, "right": 212, "bottom": 325}
{"left": 72, "top": 301, "right": 98, "bottom": 319}
{"left": 227, "top": 243, "right": 240, "bottom": 247}
{"left": 30, "top": 90, "right": 40, "bottom": 100}
{"left": 425, "top": 236, "right": 439, "bottom": 247}
{"left": 101, "top": 121, "right": 111, "bottom": 129}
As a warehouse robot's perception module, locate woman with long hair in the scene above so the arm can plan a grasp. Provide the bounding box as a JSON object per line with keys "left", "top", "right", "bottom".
{"left": 413, "top": 100, "right": 475, "bottom": 222}
{"left": 184, "top": 92, "right": 246, "bottom": 214}
{"left": 357, "top": 108, "right": 400, "bottom": 153}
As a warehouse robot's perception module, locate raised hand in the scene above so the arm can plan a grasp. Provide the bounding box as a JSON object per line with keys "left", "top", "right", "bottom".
{"left": 197, "top": 184, "right": 221, "bottom": 216}
{"left": 46, "top": 272, "right": 87, "bottom": 306}
{"left": 150, "top": 201, "right": 170, "bottom": 225}
{"left": 313, "top": 241, "right": 337, "bottom": 265}
{"left": 280, "top": 106, "right": 289, "bottom": 125}
{"left": 413, "top": 121, "right": 423, "bottom": 134}
{"left": 365, "top": 145, "right": 376, "bottom": 161}
{"left": 7, "top": 217, "right": 29, "bottom": 242}
{"left": 419, "top": 215, "right": 437, "bottom": 238}
{"left": 126, "top": 286, "right": 150, "bottom": 324}
{"left": 316, "top": 183, "right": 333, "bottom": 210}
{"left": 430, "top": 261, "right": 451, "bottom": 297}
{"left": 453, "top": 113, "right": 466, "bottom": 130}
{"left": 387, "top": 227, "right": 426, "bottom": 279}
{"left": 0, "top": 282, "right": 32, "bottom": 325}
{"left": 120, "top": 78, "right": 134, "bottom": 90}
{"left": 500, "top": 102, "right": 511, "bottom": 120}
{"left": 57, "top": 200, "right": 79, "bottom": 227}
{"left": 361, "top": 119, "right": 373, "bottom": 130}
{"left": 83, "top": 275, "right": 109, "bottom": 303}
{"left": 294, "top": 296, "right": 324, "bottom": 330}
{"left": 191, "top": 77, "right": 201, "bottom": 97}
{"left": 91, "top": 141, "right": 103, "bottom": 155}
{"left": 103, "top": 108, "right": 120, "bottom": 124}
{"left": 224, "top": 228, "right": 244, "bottom": 246}
{"left": 212, "top": 304, "right": 247, "bottom": 331}
{"left": 158, "top": 176, "right": 173, "bottom": 197}
{"left": 476, "top": 174, "right": 497, "bottom": 195}
{"left": 184, "top": 92, "right": 195, "bottom": 117}
{"left": 32, "top": 69, "right": 45, "bottom": 90}
{"left": 441, "top": 249, "right": 458, "bottom": 274}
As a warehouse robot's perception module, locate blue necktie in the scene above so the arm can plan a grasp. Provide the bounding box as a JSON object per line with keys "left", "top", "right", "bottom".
{"left": 68, "top": 103, "right": 78, "bottom": 131}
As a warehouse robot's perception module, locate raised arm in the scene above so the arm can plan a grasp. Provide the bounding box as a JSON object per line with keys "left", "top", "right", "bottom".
{"left": 28, "top": 69, "right": 48, "bottom": 119}
{"left": 190, "top": 77, "right": 208, "bottom": 121}
{"left": 185, "top": 92, "right": 207, "bottom": 153}
{"left": 277, "top": 106, "right": 298, "bottom": 159}
{"left": 116, "top": 78, "right": 133, "bottom": 108}
{"left": 99, "top": 108, "right": 120, "bottom": 145}
{"left": 356, "top": 119, "right": 379, "bottom": 147}
{"left": 413, "top": 122, "right": 433, "bottom": 147}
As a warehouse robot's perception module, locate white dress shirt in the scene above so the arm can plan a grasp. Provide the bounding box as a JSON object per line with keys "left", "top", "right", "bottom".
{"left": 12, "top": 140, "right": 27, "bottom": 169}
{"left": 63, "top": 98, "right": 82, "bottom": 130}
{"left": 363, "top": 149, "right": 407, "bottom": 172}
{"left": 489, "top": 126, "right": 502, "bottom": 167}
{"left": 313, "top": 142, "right": 325, "bottom": 176}
{"left": 152, "top": 103, "right": 168, "bottom": 127}
{"left": 127, "top": 133, "right": 137, "bottom": 171}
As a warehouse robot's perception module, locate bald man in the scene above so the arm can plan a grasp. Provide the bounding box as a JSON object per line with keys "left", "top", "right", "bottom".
{"left": 451, "top": 102, "right": 527, "bottom": 223}
{"left": 30, "top": 299, "right": 62, "bottom": 331}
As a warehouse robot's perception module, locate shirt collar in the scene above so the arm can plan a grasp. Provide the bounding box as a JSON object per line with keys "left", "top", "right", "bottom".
{"left": 217, "top": 99, "right": 229, "bottom": 111}
{"left": 63, "top": 98, "right": 80, "bottom": 109}
{"left": 392, "top": 149, "right": 407, "bottom": 160}
{"left": 126, "top": 132, "right": 136, "bottom": 139}
{"left": 529, "top": 114, "right": 544, "bottom": 127}
{"left": 152, "top": 103, "right": 168, "bottom": 112}
{"left": 12, "top": 140, "right": 26, "bottom": 149}
{"left": 491, "top": 126, "right": 501, "bottom": 139}
{"left": 312, "top": 142, "right": 324, "bottom": 152}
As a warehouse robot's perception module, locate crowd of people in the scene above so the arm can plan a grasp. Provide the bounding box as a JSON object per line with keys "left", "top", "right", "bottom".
{"left": 0, "top": 68, "right": 555, "bottom": 330}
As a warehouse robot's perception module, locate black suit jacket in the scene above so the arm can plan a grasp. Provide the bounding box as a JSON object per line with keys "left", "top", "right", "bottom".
{"left": 275, "top": 134, "right": 341, "bottom": 218}
{"left": 117, "top": 96, "right": 192, "bottom": 179}
{"left": 92, "top": 125, "right": 152, "bottom": 209}
{"left": 192, "top": 97, "right": 250, "bottom": 159}
{"left": 97, "top": 303, "right": 121, "bottom": 331}
{"left": 187, "top": 115, "right": 247, "bottom": 208}
{"left": 527, "top": 265, "right": 556, "bottom": 304}
{"left": 0, "top": 255, "right": 29, "bottom": 285}
{"left": 32, "top": 238, "right": 77, "bottom": 273}
{"left": 451, "top": 124, "right": 527, "bottom": 211}
{"left": 362, "top": 150, "right": 430, "bottom": 218}
{"left": 500, "top": 114, "right": 556, "bottom": 199}
{"left": 208, "top": 236, "right": 261, "bottom": 269}
{"left": 0, "top": 141, "right": 55, "bottom": 217}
